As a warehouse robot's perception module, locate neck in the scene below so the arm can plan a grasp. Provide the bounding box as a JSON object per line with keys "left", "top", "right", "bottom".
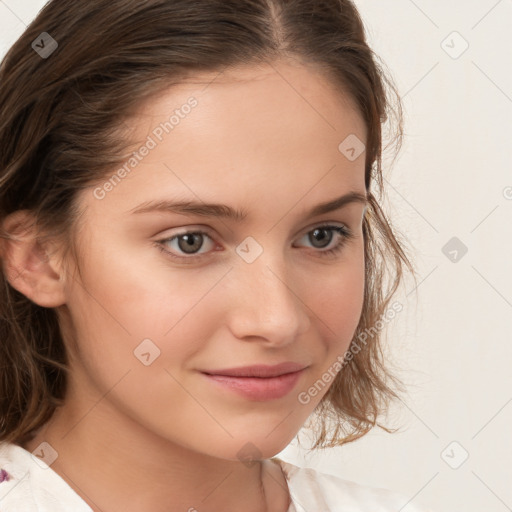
{"left": 21, "top": 405, "right": 290, "bottom": 512}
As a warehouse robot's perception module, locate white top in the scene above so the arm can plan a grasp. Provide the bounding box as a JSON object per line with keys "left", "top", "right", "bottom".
{"left": 0, "top": 441, "right": 434, "bottom": 511}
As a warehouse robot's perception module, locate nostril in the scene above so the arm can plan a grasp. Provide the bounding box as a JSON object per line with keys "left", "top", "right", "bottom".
{"left": 0, "top": 468, "right": 10, "bottom": 482}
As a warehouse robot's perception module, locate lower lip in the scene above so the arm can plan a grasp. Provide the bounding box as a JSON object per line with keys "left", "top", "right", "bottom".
{"left": 201, "top": 369, "right": 305, "bottom": 401}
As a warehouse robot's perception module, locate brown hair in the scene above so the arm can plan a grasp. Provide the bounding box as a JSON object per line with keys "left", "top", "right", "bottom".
{"left": 0, "top": 0, "right": 416, "bottom": 449}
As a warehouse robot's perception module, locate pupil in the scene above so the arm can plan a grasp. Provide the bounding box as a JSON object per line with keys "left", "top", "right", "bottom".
{"left": 312, "top": 228, "right": 331, "bottom": 248}
{"left": 179, "top": 233, "right": 202, "bottom": 254}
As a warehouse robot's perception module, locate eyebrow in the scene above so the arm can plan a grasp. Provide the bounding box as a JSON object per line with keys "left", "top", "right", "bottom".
{"left": 129, "top": 191, "right": 368, "bottom": 221}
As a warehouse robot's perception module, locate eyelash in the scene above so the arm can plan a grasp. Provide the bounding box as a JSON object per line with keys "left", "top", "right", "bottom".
{"left": 154, "top": 223, "right": 355, "bottom": 264}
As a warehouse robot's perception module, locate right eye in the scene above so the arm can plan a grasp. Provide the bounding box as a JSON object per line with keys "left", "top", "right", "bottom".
{"left": 155, "top": 230, "right": 217, "bottom": 262}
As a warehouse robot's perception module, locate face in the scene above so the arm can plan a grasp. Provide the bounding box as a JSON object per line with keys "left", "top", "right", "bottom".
{"left": 58, "top": 59, "right": 367, "bottom": 461}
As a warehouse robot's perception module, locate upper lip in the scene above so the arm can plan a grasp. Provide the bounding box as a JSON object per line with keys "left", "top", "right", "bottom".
{"left": 201, "top": 362, "right": 308, "bottom": 378}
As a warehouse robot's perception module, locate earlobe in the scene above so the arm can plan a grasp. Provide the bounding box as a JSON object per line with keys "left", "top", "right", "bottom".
{"left": 1, "top": 210, "right": 66, "bottom": 308}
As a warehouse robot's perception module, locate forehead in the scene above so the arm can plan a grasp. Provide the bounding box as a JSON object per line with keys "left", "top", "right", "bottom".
{"left": 82, "top": 60, "right": 367, "bottom": 220}
{"left": 133, "top": 59, "right": 366, "bottom": 139}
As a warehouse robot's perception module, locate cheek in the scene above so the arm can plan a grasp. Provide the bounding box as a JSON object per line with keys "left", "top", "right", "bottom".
{"left": 327, "top": 268, "right": 364, "bottom": 338}
{"left": 60, "top": 254, "right": 222, "bottom": 436}
{"left": 309, "top": 245, "right": 365, "bottom": 346}
{"left": 62, "top": 246, "right": 229, "bottom": 375}
{"left": 298, "top": 244, "right": 365, "bottom": 396}
{"left": 67, "top": 238, "right": 185, "bottom": 332}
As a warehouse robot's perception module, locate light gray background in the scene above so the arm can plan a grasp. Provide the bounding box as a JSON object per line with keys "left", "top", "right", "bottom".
{"left": 1, "top": 1, "right": 511, "bottom": 511}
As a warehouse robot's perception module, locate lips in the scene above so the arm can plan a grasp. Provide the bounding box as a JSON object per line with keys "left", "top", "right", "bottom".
{"left": 200, "top": 362, "right": 308, "bottom": 401}
{"left": 201, "top": 362, "right": 308, "bottom": 378}
{"left": 202, "top": 370, "right": 304, "bottom": 402}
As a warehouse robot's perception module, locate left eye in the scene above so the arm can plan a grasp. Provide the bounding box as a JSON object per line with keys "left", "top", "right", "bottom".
{"left": 299, "top": 226, "right": 345, "bottom": 250}
{"left": 155, "top": 224, "right": 354, "bottom": 262}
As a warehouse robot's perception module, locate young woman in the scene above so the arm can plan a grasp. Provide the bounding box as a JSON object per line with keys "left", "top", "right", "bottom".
{"left": 0, "top": 1, "right": 431, "bottom": 510}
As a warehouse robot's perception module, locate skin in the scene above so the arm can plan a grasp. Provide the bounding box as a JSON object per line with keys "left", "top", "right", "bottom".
{"left": 3, "top": 58, "right": 367, "bottom": 512}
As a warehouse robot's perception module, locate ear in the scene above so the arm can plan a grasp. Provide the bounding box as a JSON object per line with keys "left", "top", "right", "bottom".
{"left": 1, "top": 210, "right": 67, "bottom": 308}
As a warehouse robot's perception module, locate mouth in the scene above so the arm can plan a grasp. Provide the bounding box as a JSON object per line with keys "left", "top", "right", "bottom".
{"left": 200, "top": 367, "right": 307, "bottom": 401}
{"left": 200, "top": 362, "right": 308, "bottom": 378}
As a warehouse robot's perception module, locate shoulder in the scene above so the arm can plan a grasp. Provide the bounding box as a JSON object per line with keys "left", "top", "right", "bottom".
{"left": 272, "top": 457, "right": 435, "bottom": 512}
{"left": 0, "top": 441, "right": 92, "bottom": 511}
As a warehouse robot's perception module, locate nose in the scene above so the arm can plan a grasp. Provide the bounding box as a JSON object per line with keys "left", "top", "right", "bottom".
{"left": 225, "top": 255, "right": 311, "bottom": 346}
